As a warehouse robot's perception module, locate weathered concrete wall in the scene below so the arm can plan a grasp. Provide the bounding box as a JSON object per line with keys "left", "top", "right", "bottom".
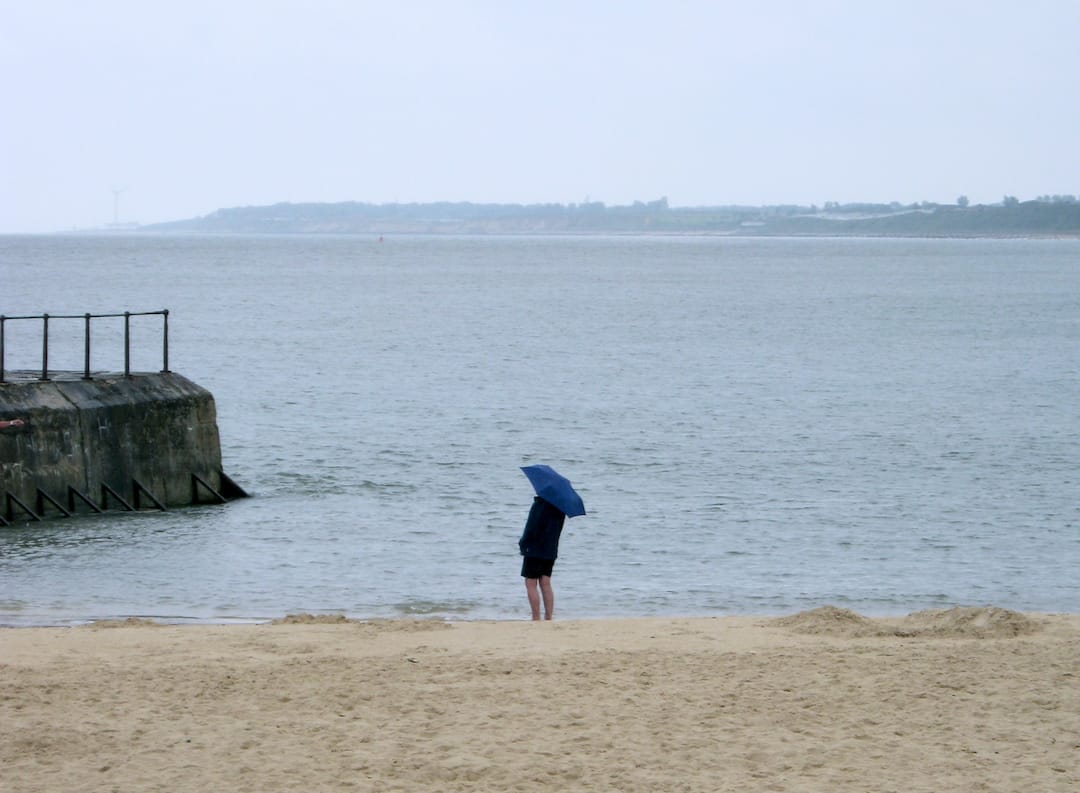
{"left": 1, "top": 372, "right": 239, "bottom": 518}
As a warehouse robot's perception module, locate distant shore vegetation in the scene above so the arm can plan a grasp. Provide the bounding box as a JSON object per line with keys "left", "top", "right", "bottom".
{"left": 141, "top": 194, "right": 1080, "bottom": 237}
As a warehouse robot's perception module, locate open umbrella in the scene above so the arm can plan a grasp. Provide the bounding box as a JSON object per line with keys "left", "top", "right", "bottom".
{"left": 520, "top": 464, "right": 586, "bottom": 517}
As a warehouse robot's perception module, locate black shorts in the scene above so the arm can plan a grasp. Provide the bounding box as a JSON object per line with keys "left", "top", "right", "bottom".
{"left": 521, "top": 557, "right": 555, "bottom": 579}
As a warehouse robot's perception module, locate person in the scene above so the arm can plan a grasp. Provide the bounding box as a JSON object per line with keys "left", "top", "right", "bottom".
{"left": 0, "top": 418, "right": 26, "bottom": 430}
{"left": 518, "top": 496, "right": 567, "bottom": 620}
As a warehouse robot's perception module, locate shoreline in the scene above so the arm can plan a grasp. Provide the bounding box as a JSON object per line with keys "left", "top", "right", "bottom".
{"left": 5, "top": 602, "right": 1078, "bottom": 630}
{"left": 4, "top": 607, "right": 1078, "bottom": 792}
{"left": 7, "top": 228, "right": 1080, "bottom": 240}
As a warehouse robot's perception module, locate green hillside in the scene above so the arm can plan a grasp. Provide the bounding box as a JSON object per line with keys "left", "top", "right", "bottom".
{"left": 142, "top": 198, "right": 1080, "bottom": 237}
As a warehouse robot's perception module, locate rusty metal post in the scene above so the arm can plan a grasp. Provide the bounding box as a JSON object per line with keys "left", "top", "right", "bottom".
{"left": 83, "top": 313, "right": 92, "bottom": 379}
{"left": 162, "top": 309, "right": 170, "bottom": 373}
{"left": 40, "top": 313, "right": 50, "bottom": 381}
{"left": 0, "top": 315, "right": 6, "bottom": 384}
{"left": 124, "top": 311, "right": 131, "bottom": 376}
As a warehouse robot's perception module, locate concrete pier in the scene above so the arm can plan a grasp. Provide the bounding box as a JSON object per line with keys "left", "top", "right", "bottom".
{"left": 1, "top": 371, "right": 246, "bottom": 522}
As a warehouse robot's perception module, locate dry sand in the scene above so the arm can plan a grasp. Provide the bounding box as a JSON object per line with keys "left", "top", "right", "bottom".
{"left": 2, "top": 607, "right": 1078, "bottom": 792}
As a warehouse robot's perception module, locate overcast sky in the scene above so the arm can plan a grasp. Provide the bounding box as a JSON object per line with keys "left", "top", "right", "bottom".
{"left": 2, "top": 0, "right": 1079, "bottom": 232}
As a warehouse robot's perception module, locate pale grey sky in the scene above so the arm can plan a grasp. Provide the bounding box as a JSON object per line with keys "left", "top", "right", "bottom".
{"left": 2, "top": 0, "right": 1078, "bottom": 232}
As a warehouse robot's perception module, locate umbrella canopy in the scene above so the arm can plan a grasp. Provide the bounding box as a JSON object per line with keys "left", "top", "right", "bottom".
{"left": 520, "top": 464, "right": 586, "bottom": 517}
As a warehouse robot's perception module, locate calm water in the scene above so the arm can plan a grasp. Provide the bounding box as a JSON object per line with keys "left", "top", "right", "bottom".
{"left": 1, "top": 233, "right": 1079, "bottom": 624}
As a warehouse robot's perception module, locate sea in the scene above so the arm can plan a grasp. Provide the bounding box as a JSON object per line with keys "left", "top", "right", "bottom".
{"left": 1, "top": 233, "right": 1078, "bottom": 625}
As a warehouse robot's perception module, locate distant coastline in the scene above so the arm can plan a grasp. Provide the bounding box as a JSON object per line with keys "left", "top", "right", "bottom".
{"left": 139, "top": 196, "right": 1080, "bottom": 238}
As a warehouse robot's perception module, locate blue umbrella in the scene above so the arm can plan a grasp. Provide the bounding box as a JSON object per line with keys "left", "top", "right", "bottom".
{"left": 520, "top": 464, "right": 586, "bottom": 517}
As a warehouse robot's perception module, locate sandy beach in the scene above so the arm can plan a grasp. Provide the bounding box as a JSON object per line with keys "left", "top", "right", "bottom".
{"left": 2, "top": 607, "right": 1077, "bottom": 792}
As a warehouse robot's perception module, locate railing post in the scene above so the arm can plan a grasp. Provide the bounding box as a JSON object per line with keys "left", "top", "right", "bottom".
{"left": 162, "top": 309, "right": 170, "bottom": 373}
{"left": 124, "top": 311, "right": 131, "bottom": 377}
{"left": 40, "top": 313, "right": 50, "bottom": 381}
{"left": 83, "top": 313, "right": 92, "bottom": 380}
{"left": 2, "top": 310, "right": 170, "bottom": 381}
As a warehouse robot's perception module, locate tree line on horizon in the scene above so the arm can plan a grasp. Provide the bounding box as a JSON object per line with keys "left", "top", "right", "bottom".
{"left": 142, "top": 194, "right": 1080, "bottom": 236}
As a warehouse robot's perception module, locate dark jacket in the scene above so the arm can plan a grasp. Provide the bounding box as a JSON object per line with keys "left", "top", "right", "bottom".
{"left": 518, "top": 497, "right": 566, "bottom": 560}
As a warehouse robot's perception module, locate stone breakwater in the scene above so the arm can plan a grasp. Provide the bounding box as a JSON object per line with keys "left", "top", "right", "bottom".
{"left": 0, "top": 372, "right": 244, "bottom": 521}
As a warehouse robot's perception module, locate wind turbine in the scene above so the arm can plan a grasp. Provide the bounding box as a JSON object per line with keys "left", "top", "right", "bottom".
{"left": 111, "top": 187, "right": 126, "bottom": 226}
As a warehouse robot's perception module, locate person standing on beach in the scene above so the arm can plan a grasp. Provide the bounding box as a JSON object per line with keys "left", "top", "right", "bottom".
{"left": 518, "top": 496, "right": 566, "bottom": 621}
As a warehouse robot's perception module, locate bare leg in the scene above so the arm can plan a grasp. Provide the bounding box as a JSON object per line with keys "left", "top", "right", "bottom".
{"left": 539, "top": 575, "right": 554, "bottom": 620}
{"left": 524, "top": 578, "right": 541, "bottom": 621}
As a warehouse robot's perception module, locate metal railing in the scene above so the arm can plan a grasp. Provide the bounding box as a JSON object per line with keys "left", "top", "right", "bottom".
{"left": 0, "top": 310, "right": 170, "bottom": 383}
